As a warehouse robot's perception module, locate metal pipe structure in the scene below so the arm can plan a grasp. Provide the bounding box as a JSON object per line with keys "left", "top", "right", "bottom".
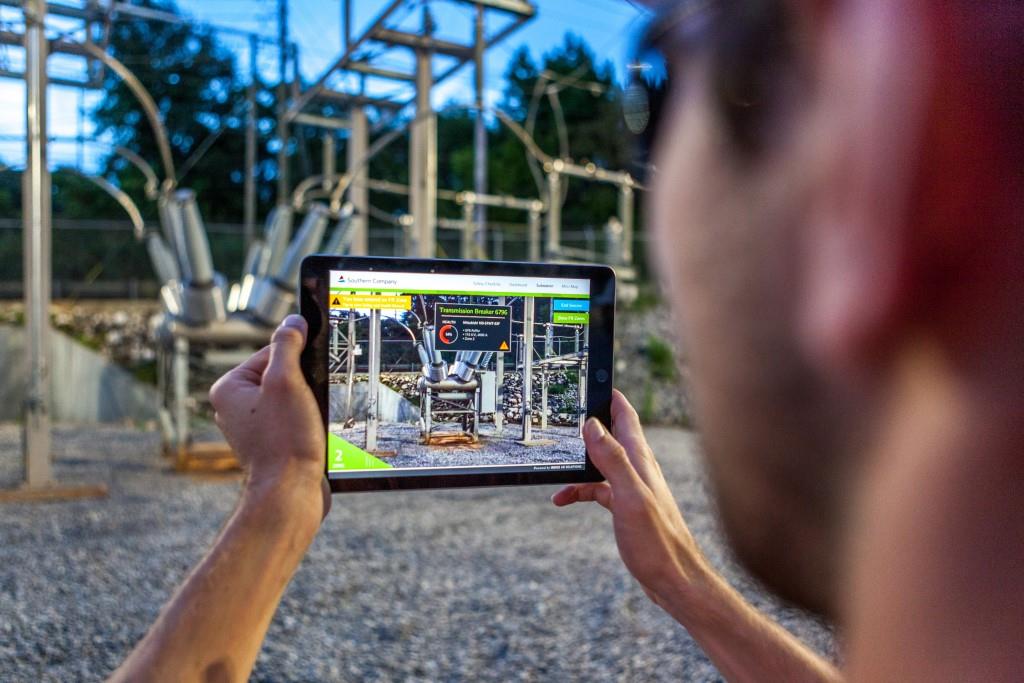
{"left": 76, "top": 41, "right": 176, "bottom": 188}
{"left": 114, "top": 146, "right": 159, "bottom": 200}
{"left": 450, "top": 350, "right": 484, "bottom": 383}
{"left": 173, "top": 190, "right": 227, "bottom": 325}
{"left": 156, "top": 196, "right": 189, "bottom": 282}
{"left": 69, "top": 170, "right": 146, "bottom": 240}
{"left": 176, "top": 190, "right": 215, "bottom": 285}
{"left": 147, "top": 233, "right": 181, "bottom": 286}
{"left": 347, "top": 107, "right": 369, "bottom": 255}
{"left": 261, "top": 204, "right": 295, "bottom": 277}
{"left": 22, "top": 0, "right": 52, "bottom": 487}
{"left": 321, "top": 202, "right": 356, "bottom": 254}
{"left": 276, "top": 203, "right": 330, "bottom": 284}
{"left": 67, "top": 169, "right": 181, "bottom": 292}
{"left": 246, "top": 203, "right": 328, "bottom": 325}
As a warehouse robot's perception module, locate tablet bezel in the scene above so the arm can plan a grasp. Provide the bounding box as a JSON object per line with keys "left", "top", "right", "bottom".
{"left": 300, "top": 255, "right": 614, "bottom": 493}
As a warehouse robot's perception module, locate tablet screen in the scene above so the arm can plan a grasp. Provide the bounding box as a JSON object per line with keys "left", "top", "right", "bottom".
{"left": 324, "top": 268, "right": 592, "bottom": 480}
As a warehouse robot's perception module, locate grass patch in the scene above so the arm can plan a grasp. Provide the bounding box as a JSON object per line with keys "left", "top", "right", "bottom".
{"left": 644, "top": 335, "right": 677, "bottom": 381}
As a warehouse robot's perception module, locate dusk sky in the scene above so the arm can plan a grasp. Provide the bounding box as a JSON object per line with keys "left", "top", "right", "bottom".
{"left": 0, "top": 0, "right": 646, "bottom": 171}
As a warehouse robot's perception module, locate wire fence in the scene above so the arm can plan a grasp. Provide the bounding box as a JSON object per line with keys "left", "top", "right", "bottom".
{"left": 0, "top": 218, "right": 649, "bottom": 299}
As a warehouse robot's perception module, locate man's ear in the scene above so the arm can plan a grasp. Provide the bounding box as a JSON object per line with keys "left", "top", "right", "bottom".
{"left": 794, "top": 0, "right": 932, "bottom": 376}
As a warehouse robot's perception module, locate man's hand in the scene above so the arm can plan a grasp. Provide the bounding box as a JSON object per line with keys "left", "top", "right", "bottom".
{"left": 552, "top": 389, "right": 711, "bottom": 608}
{"left": 111, "top": 314, "right": 330, "bottom": 683}
{"left": 209, "top": 314, "right": 330, "bottom": 521}
{"left": 554, "top": 390, "right": 842, "bottom": 683}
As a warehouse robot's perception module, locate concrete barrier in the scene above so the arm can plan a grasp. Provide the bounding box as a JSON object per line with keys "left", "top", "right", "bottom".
{"left": 328, "top": 381, "right": 418, "bottom": 424}
{"left": 0, "top": 325, "right": 159, "bottom": 423}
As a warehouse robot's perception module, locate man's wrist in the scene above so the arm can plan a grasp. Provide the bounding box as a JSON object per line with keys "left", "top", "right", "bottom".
{"left": 648, "top": 557, "right": 725, "bottom": 626}
{"left": 239, "top": 467, "right": 325, "bottom": 538}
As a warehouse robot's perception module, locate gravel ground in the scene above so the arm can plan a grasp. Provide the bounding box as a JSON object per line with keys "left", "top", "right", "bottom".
{"left": 330, "top": 422, "right": 585, "bottom": 468}
{"left": 0, "top": 424, "right": 837, "bottom": 682}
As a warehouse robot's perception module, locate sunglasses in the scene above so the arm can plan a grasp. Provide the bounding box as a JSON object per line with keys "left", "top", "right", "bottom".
{"left": 623, "top": 0, "right": 721, "bottom": 181}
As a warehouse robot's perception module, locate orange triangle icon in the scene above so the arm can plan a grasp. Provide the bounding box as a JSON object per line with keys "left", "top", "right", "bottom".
{"left": 499, "top": 340, "right": 509, "bottom": 350}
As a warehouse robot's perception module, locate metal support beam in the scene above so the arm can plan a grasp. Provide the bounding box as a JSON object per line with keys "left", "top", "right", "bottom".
{"left": 495, "top": 295, "right": 505, "bottom": 432}
{"left": 347, "top": 108, "right": 369, "bottom": 255}
{"left": 308, "top": 90, "right": 404, "bottom": 111}
{"left": 345, "top": 311, "right": 356, "bottom": 420}
{"left": 347, "top": 60, "right": 415, "bottom": 82}
{"left": 22, "top": 0, "right": 52, "bottom": 488}
{"left": 540, "top": 369, "right": 548, "bottom": 430}
{"left": 172, "top": 336, "right": 190, "bottom": 453}
{"left": 472, "top": 2, "right": 488, "bottom": 259}
{"left": 461, "top": 201, "right": 474, "bottom": 259}
{"left": 520, "top": 296, "right": 534, "bottom": 441}
{"left": 452, "top": 0, "right": 536, "bottom": 15}
{"left": 410, "top": 47, "right": 436, "bottom": 257}
{"left": 366, "top": 308, "right": 381, "bottom": 451}
{"left": 619, "top": 183, "right": 634, "bottom": 266}
{"left": 528, "top": 209, "right": 541, "bottom": 262}
{"left": 244, "top": 35, "right": 258, "bottom": 252}
{"left": 276, "top": 0, "right": 290, "bottom": 203}
{"left": 322, "top": 132, "right": 335, "bottom": 191}
{"left": 579, "top": 325, "right": 589, "bottom": 437}
{"left": 342, "top": 0, "right": 351, "bottom": 50}
{"left": 545, "top": 170, "right": 561, "bottom": 259}
{"left": 370, "top": 28, "right": 473, "bottom": 58}
{"left": 286, "top": 0, "right": 405, "bottom": 120}
{"left": 293, "top": 112, "right": 352, "bottom": 130}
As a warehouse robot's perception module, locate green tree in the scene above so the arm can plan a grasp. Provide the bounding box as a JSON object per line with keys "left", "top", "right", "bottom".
{"left": 491, "top": 35, "right": 633, "bottom": 256}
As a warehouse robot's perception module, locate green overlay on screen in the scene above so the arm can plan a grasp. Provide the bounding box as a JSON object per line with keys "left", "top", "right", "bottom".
{"left": 327, "top": 433, "right": 393, "bottom": 471}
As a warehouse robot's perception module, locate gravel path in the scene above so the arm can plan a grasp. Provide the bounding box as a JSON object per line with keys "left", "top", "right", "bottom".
{"left": 0, "top": 424, "right": 837, "bottom": 681}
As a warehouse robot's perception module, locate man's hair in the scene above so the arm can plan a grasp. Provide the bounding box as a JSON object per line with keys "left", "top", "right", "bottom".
{"left": 709, "top": 0, "right": 795, "bottom": 160}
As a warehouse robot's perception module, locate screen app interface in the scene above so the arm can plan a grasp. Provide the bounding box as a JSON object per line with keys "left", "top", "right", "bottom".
{"left": 326, "top": 269, "right": 591, "bottom": 479}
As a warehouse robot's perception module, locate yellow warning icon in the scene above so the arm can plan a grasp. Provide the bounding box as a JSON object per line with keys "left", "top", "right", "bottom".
{"left": 499, "top": 340, "right": 509, "bottom": 351}
{"left": 331, "top": 296, "right": 342, "bottom": 307}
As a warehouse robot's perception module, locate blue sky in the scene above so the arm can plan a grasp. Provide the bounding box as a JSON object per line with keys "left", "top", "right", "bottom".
{"left": 0, "top": 0, "right": 646, "bottom": 172}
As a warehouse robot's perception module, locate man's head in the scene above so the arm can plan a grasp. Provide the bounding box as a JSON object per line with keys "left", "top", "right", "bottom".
{"left": 645, "top": 0, "right": 1023, "bottom": 616}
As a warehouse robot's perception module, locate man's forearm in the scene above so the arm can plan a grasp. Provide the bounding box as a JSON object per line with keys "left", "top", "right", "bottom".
{"left": 110, "top": 481, "right": 320, "bottom": 682}
{"left": 658, "top": 568, "right": 843, "bottom": 683}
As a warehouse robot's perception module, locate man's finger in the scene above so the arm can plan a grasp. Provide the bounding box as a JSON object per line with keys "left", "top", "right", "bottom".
{"left": 209, "top": 346, "right": 271, "bottom": 410}
{"left": 231, "top": 345, "right": 272, "bottom": 383}
{"left": 552, "top": 483, "right": 612, "bottom": 510}
{"left": 610, "top": 389, "right": 660, "bottom": 485}
{"left": 583, "top": 417, "right": 643, "bottom": 490}
{"left": 264, "top": 315, "right": 307, "bottom": 386}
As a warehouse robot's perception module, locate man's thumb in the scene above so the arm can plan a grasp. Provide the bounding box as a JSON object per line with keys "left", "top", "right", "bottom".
{"left": 583, "top": 418, "right": 638, "bottom": 488}
{"left": 265, "top": 314, "right": 307, "bottom": 384}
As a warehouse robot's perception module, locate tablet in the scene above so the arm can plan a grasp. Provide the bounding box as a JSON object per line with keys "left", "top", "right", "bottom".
{"left": 299, "top": 255, "right": 614, "bottom": 493}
